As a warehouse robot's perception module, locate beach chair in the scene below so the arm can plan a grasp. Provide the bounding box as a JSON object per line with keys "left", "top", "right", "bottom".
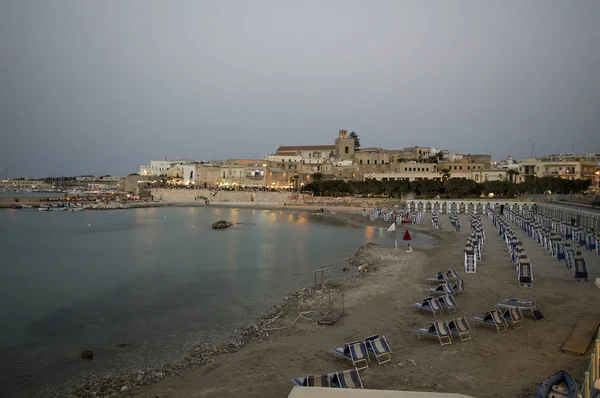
{"left": 331, "top": 369, "right": 363, "bottom": 389}
{"left": 497, "top": 298, "right": 543, "bottom": 319}
{"left": 518, "top": 260, "right": 533, "bottom": 288}
{"left": 451, "top": 279, "right": 465, "bottom": 295}
{"left": 330, "top": 341, "right": 369, "bottom": 370}
{"left": 574, "top": 252, "right": 588, "bottom": 282}
{"left": 364, "top": 335, "right": 392, "bottom": 365}
{"left": 416, "top": 321, "right": 452, "bottom": 346}
{"left": 438, "top": 294, "right": 458, "bottom": 314}
{"left": 446, "top": 268, "right": 459, "bottom": 281}
{"left": 472, "top": 310, "right": 508, "bottom": 334}
{"left": 502, "top": 307, "right": 524, "bottom": 330}
{"left": 464, "top": 249, "right": 476, "bottom": 273}
{"left": 426, "top": 271, "right": 448, "bottom": 284}
{"left": 291, "top": 373, "right": 333, "bottom": 387}
{"left": 447, "top": 317, "right": 472, "bottom": 342}
{"left": 413, "top": 297, "right": 443, "bottom": 318}
{"left": 427, "top": 283, "right": 453, "bottom": 296}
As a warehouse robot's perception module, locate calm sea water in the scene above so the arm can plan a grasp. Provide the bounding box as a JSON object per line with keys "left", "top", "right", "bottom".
{"left": 0, "top": 206, "right": 433, "bottom": 397}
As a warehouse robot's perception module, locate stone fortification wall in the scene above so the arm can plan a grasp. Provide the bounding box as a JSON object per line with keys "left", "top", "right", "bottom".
{"left": 151, "top": 189, "right": 398, "bottom": 208}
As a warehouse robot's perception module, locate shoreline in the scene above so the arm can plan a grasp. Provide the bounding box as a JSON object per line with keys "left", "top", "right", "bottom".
{"left": 69, "top": 240, "right": 415, "bottom": 397}
{"left": 63, "top": 209, "right": 435, "bottom": 397}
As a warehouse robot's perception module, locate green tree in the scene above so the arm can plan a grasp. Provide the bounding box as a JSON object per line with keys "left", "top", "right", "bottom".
{"left": 349, "top": 131, "right": 360, "bottom": 151}
{"left": 312, "top": 172, "right": 324, "bottom": 182}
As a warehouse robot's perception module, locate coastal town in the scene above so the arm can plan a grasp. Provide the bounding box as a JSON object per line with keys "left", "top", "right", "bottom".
{"left": 2, "top": 130, "right": 600, "bottom": 200}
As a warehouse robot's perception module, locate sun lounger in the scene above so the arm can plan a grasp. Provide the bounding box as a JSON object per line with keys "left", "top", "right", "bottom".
{"left": 447, "top": 317, "right": 472, "bottom": 341}
{"left": 574, "top": 252, "right": 588, "bottom": 282}
{"left": 472, "top": 310, "right": 508, "bottom": 334}
{"left": 502, "top": 307, "right": 524, "bottom": 329}
{"left": 446, "top": 268, "right": 459, "bottom": 281}
{"left": 451, "top": 279, "right": 465, "bottom": 295}
{"left": 438, "top": 294, "right": 458, "bottom": 314}
{"left": 364, "top": 335, "right": 392, "bottom": 365}
{"left": 427, "top": 283, "right": 453, "bottom": 296}
{"left": 426, "top": 271, "right": 448, "bottom": 284}
{"left": 518, "top": 260, "right": 533, "bottom": 288}
{"left": 291, "top": 373, "right": 333, "bottom": 387}
{"left": 331, "top": 369, "right": 363, "bottom": 389}
{"left": 412, "top": 297, "right": 443, "bottom": 318}
{"left": 497, "top": 298, "right": 543, "bottom": 319}
{"left": 416, "top": 321, "right": 452, "bottom": 346}
{"left": 330, "top": 341, "right": 369, "bottom": 370}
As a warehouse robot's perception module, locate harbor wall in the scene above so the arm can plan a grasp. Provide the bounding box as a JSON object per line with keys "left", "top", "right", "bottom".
{"left": 149, "top": 189, "right": 397, "bottom": 208}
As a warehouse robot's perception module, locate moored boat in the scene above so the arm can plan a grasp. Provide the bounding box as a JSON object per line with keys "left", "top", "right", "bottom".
{"left": 535, "top": 370, "right": 578, "bottom": 398}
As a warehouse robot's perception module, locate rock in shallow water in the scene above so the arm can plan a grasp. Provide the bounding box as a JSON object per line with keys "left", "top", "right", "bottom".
{"left": 211, "top": 220, "right": 234, "bottom": 229}
{"left": 80, "top": 350, "right": 94, "bottom": 360}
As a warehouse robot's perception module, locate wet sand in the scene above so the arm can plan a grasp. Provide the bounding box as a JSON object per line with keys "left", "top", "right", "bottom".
{"left": 72, "top": 211, "right": 600, "bottom": 398}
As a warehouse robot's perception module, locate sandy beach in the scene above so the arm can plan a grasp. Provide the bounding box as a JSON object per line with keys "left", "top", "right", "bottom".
{"left": 71, "top": 210, "right": 600, "bottom": 398}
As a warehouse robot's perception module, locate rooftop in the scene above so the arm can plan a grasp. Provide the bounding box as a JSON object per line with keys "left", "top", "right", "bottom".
{"left": 277, "top": 145, "right": 336, "bottom": 151}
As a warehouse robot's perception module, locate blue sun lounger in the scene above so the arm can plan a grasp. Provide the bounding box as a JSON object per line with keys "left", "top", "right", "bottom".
{"left": 427, "top": 271, "right": 448, "bottom": 284}
{"left": 413, "top": 297, "right": 443, "bottom": 318}
{"left": 427, "top": 283, "right": 454, "bottom": 296}
{"left": 473, "top": 310, "right": 508, "bottom": 334}
{"left": 501, "top": 307, "right": 524, "bottom": 330}
{"left": 438, "top": 294, "right": 459, "bottom": 314}
{"left": 447, "top": 317, "right": 472, "bottom": 341}
{"left": 331, "top": 369, "right": 363, "bottom": 388}
{"left": 291, "top": 373, "right": 333, "bottom": 387}
{"left": 330, "top": 341, "right": 369, "bottom": 370}
{"left": 416, "top": 320, "right": 452, "bottom": 346}
{"left": 364, "top": 335, "right": 392, "bottom": 365}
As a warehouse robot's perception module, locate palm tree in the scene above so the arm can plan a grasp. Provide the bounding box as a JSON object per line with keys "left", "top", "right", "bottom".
{"left": 440, "top": 168, "right": 451, "bottom": 197}
{"left": 349, "top": 131, "right": 360, "bottom": 151}
{"left": 289, "top": 174, "right": 300, "bottom": 191}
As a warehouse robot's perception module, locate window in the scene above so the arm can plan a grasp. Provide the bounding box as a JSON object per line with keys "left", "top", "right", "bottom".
{"left": 404, "top": 167, "right": 407, "bottom": 171}
{"left": 308, "top": 153, "right": 311, "bottom": 158}
{"left": 360, "top": 159, "right": 363, "bottom": 164}
{"left": 468, "top": 166, "right": 470, "bottom": 170}
{"left": 367, "top": 160, "right": 370, "bottom": 165}
{"left": 426, "top": 168, "right": 429, "bottom": 172}
{"left": 460, "top": 166, "right": 463, "bottom": 170}
{"left": 374, "top": 160, "right": 378, "bottom": 165}
{"left": 345, "top": 146, "right": 349, "bottom": 154}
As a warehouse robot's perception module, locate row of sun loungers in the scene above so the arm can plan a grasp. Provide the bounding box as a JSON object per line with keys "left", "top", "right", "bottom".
{"left": 488, "top": 209, "right": 535, "bottom": 288}
{"left": 413, "top": 294, "right": 459, "bottom": 317}
{"left": 292, "top": 369, "right": 363, "bottom": 388}
{"left": 416, "top": 317, "right": 473, "bottom": 346}
{"left": 501, "top": 208, "right": 591, "bottom": 282}
{"left": 330, "top": 335, "right": 392, "bottom": 368}
{"left": 293, "top": 334, "right": 394, "bottom": 389}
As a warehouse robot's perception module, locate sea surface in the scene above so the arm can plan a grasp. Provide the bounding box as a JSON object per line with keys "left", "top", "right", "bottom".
{"left": 0, "top": 206, "right": 434, "bottom": 397}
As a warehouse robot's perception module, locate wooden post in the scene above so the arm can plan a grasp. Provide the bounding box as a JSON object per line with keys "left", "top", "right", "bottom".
{"left": 584, "top": 372, "right": 589, "bottom": 398}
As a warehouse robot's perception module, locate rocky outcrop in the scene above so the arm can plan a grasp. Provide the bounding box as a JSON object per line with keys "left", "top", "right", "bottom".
{"left": 211, "top": 220, "right": 234, "bottom": 229}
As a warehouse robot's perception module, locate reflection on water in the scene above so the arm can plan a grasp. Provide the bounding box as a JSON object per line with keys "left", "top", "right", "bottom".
{"left": 0, "top": 207, "right": 434, "bottom": 397}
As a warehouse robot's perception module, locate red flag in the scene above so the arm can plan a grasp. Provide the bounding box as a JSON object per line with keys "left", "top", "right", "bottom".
{"left": 403, "top": 230, "right": 412, "bottom": 241}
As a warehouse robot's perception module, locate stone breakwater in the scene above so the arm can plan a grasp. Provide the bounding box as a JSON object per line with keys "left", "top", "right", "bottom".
{"left": 151, "top": 188, "right": 399, "bottom": 208}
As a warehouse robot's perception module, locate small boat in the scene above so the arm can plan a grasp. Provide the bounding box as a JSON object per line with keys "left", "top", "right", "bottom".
{"left": 38, "top": 206, "right": 49, "bottom": 211}
{"left": 10, "top": 204, "right": 22, "bottom": 209}
{"left": 536, "top": 370, "right": 578, "bottom": 398}
{"left": 21, "top": 204, "right": 32, "bottom": 208}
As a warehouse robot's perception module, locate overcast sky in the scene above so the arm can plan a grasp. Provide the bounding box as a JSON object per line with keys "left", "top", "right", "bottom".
{"left": 1, "top": 1, "right": 599, "bottom": 177}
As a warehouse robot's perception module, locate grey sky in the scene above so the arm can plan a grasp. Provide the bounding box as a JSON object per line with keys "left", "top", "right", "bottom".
{"left": 1, "top": 0, "right": 599, "bottom": 177}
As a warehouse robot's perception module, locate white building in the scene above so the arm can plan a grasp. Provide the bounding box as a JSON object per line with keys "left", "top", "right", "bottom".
{"left": 140, "top": 165, "right": 152, "bottom": 175}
